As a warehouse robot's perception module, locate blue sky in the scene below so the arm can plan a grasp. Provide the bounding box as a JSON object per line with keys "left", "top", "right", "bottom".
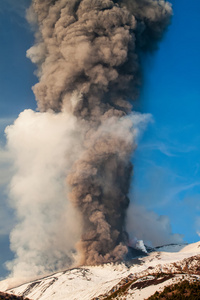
{"left": 132, "top": 0, "right": 200, "bottom": 244}
{"left": 0, "top": 0, "right": 199, "bottom": 278}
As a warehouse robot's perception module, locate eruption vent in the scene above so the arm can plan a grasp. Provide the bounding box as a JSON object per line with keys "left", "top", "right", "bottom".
{"left": 6, "top": 0, "right": 172, "bottom": 280}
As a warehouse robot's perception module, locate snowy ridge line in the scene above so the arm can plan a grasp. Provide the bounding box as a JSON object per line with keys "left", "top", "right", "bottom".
{"left": 6, "top": 264, "right": 130, "bottom": 300}
{"left": 93, "top": 254, "right": 200, "bottom": 300}
{"left": 150, "top": 243, "right": 189, "bottom": 251}
{"left": 95, "top": 274, "right": 200, "bottom": 300}
{"left": 4, "top": 266, "right": 97, "bottom": 292}
{"left": 1, "top": 242, "right": 200, "bottom": 300}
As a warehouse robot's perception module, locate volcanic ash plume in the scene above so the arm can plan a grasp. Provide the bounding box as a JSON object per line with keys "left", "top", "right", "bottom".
{"left": 7, "top": 0, "right": 172, "bottom": 278}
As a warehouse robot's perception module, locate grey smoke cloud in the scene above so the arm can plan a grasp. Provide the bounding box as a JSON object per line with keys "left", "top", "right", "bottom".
{"left": 127, "top": 204, "right": 183, "bottom": 248}
{"left": 26, "top": 0, "right": 172, "bottom": 265}
{"left": 118, "top": 0, "right": 172, "bottom": 48}
{"left": 27, "top": 0, "right": 172, "bottom": 113}
{"left": 67, "top": 113, "right": 151, "bottom": 264}
{"left": 6, "top": 0, "right": 172, "bottom": 280}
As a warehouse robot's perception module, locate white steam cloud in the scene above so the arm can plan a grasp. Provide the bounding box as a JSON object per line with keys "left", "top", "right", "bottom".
{"left": 5, "top": 109, "right": 82, "bottom": 280}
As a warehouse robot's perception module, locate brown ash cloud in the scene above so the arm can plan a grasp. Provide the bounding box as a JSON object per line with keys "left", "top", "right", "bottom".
{"left": 26, "top": 0, "right": 172, "bottom": 265}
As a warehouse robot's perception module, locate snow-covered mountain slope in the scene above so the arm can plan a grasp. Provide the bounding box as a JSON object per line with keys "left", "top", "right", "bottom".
{"left": 1, "top": 242, "right": 200, "bottom": 300}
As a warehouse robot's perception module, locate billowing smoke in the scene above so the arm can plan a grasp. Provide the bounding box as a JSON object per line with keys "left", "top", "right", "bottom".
{"left": 127, "top": 204, "right": 183, "bottom": 248}
{"left": 5, "top": 110, "right": 83, "bottom": 280}
{"left": 5, "top": 0, "right": 172, "bottom": 281}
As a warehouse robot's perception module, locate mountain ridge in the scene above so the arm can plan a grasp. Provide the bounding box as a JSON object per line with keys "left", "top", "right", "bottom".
{"left": 1, "top": 242, "right": 200, "bottom": 300}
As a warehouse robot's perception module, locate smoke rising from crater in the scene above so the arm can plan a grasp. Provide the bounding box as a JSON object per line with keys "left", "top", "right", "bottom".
{"left": 6, "top": 0, "right": 172, "bottom": 280}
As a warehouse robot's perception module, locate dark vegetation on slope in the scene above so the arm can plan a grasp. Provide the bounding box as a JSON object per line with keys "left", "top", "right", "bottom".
{"left": 147, "top": 280, "right": 200, "bottom": 299}
{"left": 95, "top": 273, "right": 176, "bottom": 300}
{"left": 0, "top": 292, "right": 30, "bottom": 300}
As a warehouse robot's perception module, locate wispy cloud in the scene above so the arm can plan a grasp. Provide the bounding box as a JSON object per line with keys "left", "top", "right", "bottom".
{"left": 0, "top": 198, "right": 14, "bottom": 236}
{"left": 127, "top": 203, "right": 183, "bottom": 247}
{"left": 139, "top": 141, "right": 196, "bottom": 157}
{"left": 0, "top": 0, "right": 30, "bottom": 16}
{"left": 195, "top": 217, "right": 200, "bottom": 237}
{"left": 132, "top": 118, "right": 200, "bottom": 212}
{"left": 0, "top": 148, "right": 12, "bottom": 187}
{"left": 0, "top": 118, "right": 16, "bottom": 236}
{"left": 0, "top": 118, "right": 15, "bottom": 126}
{"left": 0, "top": 118, "right": 15, "bottom": 134}
{"left": 161, "top": 181, "right": 200, "bottom": 207}
{"left": 137, "top": 121, "right": 199, "bottom": 159}
{"left": 0, "top": 150, "right": 14, "bottom": 236}
{"left": 0, "top": 0, "right": 31, "bottom": 29}
{"left": 0, "top": 118, "right": 15, "bottom": 187}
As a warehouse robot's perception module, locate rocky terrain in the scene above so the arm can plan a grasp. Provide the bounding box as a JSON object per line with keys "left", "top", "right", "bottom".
{"left": 0, "top": 242, "right": 200, "bottom": 300}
